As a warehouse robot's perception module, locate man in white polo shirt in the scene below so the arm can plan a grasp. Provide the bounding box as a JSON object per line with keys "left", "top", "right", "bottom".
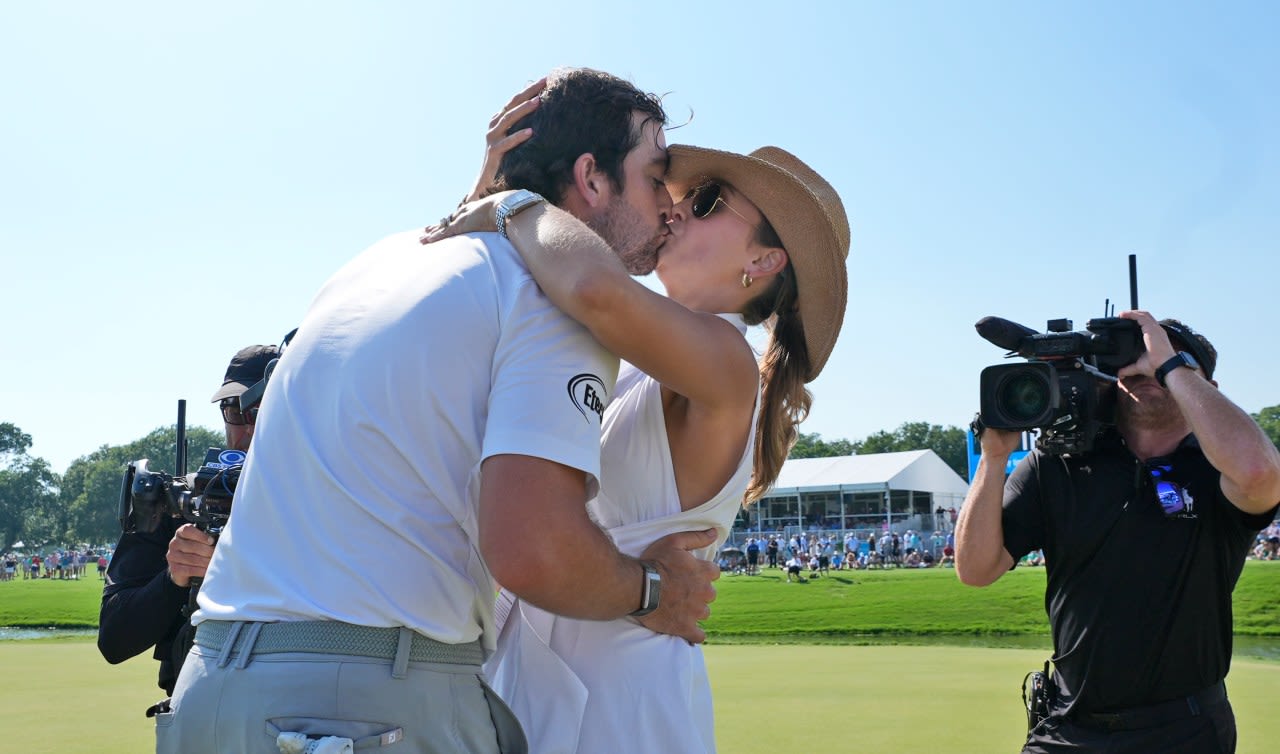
{"left": 158, "top": 69, "right": 719, "bottom": 754}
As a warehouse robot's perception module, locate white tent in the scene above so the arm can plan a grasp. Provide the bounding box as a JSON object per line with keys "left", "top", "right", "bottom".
{"left": 768, "top": 450, "right": 968, "bottom": 497}
{"left": 751, "top": 450, "right": 969, "bottom": 534}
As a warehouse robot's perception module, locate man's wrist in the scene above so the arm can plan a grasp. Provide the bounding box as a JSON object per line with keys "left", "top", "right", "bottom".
{"left": 164, "top": 566, "right": 190, "bottom": 590}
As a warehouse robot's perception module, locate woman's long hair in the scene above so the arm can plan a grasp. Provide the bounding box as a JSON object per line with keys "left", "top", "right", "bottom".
{"left": 740, "top": 219, "right": 812, "bottom": 503}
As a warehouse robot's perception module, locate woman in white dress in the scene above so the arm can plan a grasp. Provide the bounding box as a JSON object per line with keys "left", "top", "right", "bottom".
{"left": 431, "top": 99, "right": 850, "bottom": 753}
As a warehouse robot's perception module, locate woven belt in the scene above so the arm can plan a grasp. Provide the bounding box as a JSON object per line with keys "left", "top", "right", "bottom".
{"left": 194, "top": 620, "right": 484, "bottom": 666}
{"left": 1073, "top": 681, "right": 1228, "bottom": 732}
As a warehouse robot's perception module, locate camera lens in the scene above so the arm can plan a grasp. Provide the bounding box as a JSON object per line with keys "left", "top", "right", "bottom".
{"left": 998, "top": 371, "right": 1050, "bottom": 424}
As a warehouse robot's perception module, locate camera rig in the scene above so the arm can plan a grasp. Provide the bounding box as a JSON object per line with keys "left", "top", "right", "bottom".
{"left": 117, "top": 400, "right": 244, "bottom": 539}
{"left": 976, "top": 255, "right": 1145, "bottom": 455}
{"left": 116, "top": 330, "right": 290, "bottom": 539}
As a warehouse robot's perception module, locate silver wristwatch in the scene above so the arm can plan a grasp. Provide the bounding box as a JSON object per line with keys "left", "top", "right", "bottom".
{"left": 629, "top": 562, "right": 662, "bottom": 617}
{"left": 495, "top": 189, "right": 546, "bottom": 240}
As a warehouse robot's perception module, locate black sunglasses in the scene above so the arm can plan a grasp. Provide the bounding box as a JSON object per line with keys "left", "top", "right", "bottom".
{"left": 689, "top": 183, "right": 751, "bottom": 224}
{"left": 220, "top": 400, "right": 259, "bottom": 426}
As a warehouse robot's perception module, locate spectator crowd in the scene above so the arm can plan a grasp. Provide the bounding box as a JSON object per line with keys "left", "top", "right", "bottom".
{"left": 0, "top": 546, "right": 111, "bottom": 582}
{"left": 720, "top": 513, "right": 1280, "bottom": 579}
{"left": 722, "top": 528, "right": 961, "bottom": 578}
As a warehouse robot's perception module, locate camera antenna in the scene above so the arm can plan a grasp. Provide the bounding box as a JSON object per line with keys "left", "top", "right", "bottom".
{"left": 1129, "top": 254, "right": 1139, "bottom": 310}
{"left": 176, "top": 399, "right": 187, "bottom": 478}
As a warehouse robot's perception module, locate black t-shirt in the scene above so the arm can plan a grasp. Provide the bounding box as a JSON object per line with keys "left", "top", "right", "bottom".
{"left": 98, "top": 516, "right": 195, "bottom": 696}
{"left": 1002, "top": 431, "right": 1278, "bottom": 716}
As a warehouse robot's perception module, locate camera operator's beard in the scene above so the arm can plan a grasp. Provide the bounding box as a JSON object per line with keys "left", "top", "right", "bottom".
{"left": 1116, "top": 379, "right": 1182, "bottom": 431}
{"left": 587, "top": 196, "right": 664, "bottom": 276}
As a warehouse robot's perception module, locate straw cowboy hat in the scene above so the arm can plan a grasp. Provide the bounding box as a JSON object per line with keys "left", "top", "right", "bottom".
{"left": 665, "top": 145, "right": 850, "bottom": 382}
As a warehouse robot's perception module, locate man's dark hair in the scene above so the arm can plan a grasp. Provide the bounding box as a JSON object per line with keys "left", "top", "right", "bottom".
{"left": 492, "top": 68, "right": 667, "bottom": 204}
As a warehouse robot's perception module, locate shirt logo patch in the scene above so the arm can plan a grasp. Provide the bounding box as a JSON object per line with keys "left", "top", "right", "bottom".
{"left": 567, "top": 373, "right": 607, "bottom": 423}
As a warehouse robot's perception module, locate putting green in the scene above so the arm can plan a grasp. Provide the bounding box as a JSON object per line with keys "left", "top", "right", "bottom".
{"left": 2, "top": 640, "right": 1275, "bottom": 753}
{"left": 709, "top": 644, "right": 1279, "bottom": 752}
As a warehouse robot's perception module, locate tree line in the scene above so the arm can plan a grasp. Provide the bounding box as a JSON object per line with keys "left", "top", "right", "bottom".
{"left": 789, "top": 421, "right": 971, "bottom": 478}
{"left": 791, "top": 407, "right": 1280, "bottom": 479}
{"left": 3, "top": 406, "right": 1279, "bottom": 552}
{"left": 0, "top": 422, "right": 222, "bottom": 553}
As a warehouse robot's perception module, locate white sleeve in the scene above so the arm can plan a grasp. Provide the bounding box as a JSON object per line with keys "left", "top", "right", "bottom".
{"left": 483, "top": 276, "right": 618, "bottom": 485}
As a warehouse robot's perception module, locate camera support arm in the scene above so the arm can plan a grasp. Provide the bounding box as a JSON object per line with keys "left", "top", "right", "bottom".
{"left": 1076, "top": 362, "right": 1119, "bottom": 385}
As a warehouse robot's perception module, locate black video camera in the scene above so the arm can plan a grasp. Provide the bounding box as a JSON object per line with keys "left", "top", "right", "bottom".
{"left": 975, "top": 315, "right": 1143, "bottom": 455}
{"left": 118, "top": 447, "right": 246, "bottom": 538}
{"left": 974, "top": 255, "right": 1157, "bottom": 456}
{"left": 117, "top": 399, "right": 246, "bottom": 538}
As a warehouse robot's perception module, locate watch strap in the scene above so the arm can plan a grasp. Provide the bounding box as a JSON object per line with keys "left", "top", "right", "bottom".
{"left": 629, "top": 562, "right": 661, "bottom": 617}
{"left": 1155, "top": 351, "right": 1196, "bottom": 388}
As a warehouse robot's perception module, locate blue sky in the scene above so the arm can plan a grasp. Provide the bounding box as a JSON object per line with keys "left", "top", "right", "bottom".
{"left": 3, "top": 1, "right": 1277, "bottom": 473}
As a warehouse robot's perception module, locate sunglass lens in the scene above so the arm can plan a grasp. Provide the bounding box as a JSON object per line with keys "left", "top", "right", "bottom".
{"left": 691, "top": 184, "right": 721, "bottom": 219}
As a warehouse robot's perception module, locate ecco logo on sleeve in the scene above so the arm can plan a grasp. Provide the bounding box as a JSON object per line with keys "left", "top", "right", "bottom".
{"left": 567, "top": 373, "right": 607, "bottom": 423}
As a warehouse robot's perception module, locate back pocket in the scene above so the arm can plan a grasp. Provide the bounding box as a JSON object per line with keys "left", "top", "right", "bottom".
{"left": 266, "top": 717, "right": 404, "bottom": 750}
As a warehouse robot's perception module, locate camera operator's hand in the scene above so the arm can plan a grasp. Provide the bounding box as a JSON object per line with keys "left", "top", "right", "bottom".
{"left": 971, "top": 414, "right": 1021, "bottom": 460}
{"left": 972, "top": 417, "right": 1024, "bottom": 458}
{"left": 166, "top": 524, "right": 215, "bottom": 588}
{"left": 1117, "top": 310, "right": 1177, "bottom": 381}
{"left": 635, "top": 528, "right": 721, "bottom": 645}
{"left": 979, "top": 427, "right": 1023, "bottom": 459}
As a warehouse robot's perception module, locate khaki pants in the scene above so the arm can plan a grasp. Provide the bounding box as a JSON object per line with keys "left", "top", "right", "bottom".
{"left": 157, "top": 622, "right": 526, "bottom": 754}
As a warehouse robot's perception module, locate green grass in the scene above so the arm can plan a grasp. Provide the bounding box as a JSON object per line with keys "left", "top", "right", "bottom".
{"left": 1, "top": 641, "right": 1277, "bottom": 754}
{"left": 2, "top": 562, "right": 1278, "bottom": 752}
{"left": 703, "top": 560, "right": 1280, "bottom": 640}
{"left": 0, "top": 572, "right": 105, "bottom": 627}
{"left": 709, "top": 645, "right": 1280, "bottom": 753}
{"left": 6, "top": 561, "right": 1280, "bottom": 638}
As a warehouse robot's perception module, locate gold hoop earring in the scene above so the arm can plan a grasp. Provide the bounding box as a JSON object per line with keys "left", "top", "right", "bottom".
{"left": 741, "top": 272, "right": 753, "bottom": 288}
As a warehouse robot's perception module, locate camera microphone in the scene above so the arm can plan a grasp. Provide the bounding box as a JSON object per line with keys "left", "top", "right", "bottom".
{"left": 975, "top": 316, "right": 1039, "bottom": 353}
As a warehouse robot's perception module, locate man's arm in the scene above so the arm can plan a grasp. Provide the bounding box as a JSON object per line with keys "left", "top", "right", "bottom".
{"left": 504, "top": 205, "right": 760, "bottom": 411}
{"left": 1120, "top": 310, "right": 1280, "bottom": 514}
{"left": 479, "top": 454, "right": 718, "bottom": 643}
{"left": 1164, "top": 367, "right": 1280, "bottom": 514}
{"left": 954, "top": 428, "right": 1018, "bottom": 587}
{"left": 97, "top": 527, "right": 190, "bottom": 664}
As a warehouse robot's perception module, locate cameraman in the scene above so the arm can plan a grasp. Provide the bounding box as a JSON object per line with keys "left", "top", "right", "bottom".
{"left": 956, "top": 311, "right": 1280, "bottom": 752}
{"left": 97, "top": 344, "right": 279, "bottom": 697}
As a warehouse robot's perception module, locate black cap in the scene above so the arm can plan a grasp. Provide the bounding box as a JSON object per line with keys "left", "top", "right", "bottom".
{"left": 210, "top": 345, "right": 281, "bottom": 402}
